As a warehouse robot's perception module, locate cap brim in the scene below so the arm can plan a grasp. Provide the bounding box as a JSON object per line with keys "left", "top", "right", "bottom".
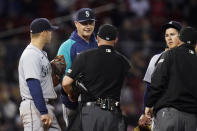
{"left": 49, "top": 26, "right": 59, "bottom": 31}
{"left": 77, "top": 19, "right": 96, "bottom": 22}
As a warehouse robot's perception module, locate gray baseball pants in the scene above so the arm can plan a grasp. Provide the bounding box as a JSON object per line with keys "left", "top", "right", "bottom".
{"left": 19, "top": 99, "right": 61, "bottom": 131}
{"left": 152, "top": 107, "right": 197, "bottom": 131}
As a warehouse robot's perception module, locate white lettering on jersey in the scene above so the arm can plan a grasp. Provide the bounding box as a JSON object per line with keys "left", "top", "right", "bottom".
{"left": 41, "top": 65, "right": 49, "bottom": 77}
{"left": 158, "top": 59, "right": 164, "bottom": 64}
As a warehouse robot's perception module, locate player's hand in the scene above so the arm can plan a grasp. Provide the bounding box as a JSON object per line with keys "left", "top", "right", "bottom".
{"left": 40, "top": 114, "right": 52, "bottom": 127}
{"left": 138, "top": 114, "right": 152, "bottom": 127}
{"left": 62, "top": 85, "right": 75, "bottom": 102}
{"left": 145, "top": 107, "right": 153, "bottom": 118}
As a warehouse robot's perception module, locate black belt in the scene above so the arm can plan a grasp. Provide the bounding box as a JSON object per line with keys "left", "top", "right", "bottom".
{"left": 22, "top": 98, "right": 55, "bottom": 105}
{"left": 83, "top": 98, "right": 119, "bottom": 111}
{"left": 45, "top": 99, "right": 55, "bottom": 105}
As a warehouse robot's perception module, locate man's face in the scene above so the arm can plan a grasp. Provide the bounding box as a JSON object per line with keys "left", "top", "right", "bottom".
{"left": 44, "top": 31, "right": 52, "bottom": 44}
{"left": 75, "top": 20, "right": 95, "bottom": 38}
{"left": 165, "top": 28, "right": 181, "bottom": 49}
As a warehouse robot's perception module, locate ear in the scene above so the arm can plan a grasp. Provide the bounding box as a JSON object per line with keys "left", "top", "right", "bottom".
{"left": 39, "top": 31, "right": 45, "bottom": 37}
{"left": 43, "top": 31, "right": 49, "bottom": 36}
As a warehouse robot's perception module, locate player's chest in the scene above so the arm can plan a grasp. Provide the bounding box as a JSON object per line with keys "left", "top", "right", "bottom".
{"left": 40, "top": 55, "right": 51, "bottom": 77}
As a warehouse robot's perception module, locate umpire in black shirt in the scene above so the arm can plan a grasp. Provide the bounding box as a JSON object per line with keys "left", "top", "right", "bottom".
{"left": 62, "top": 24, "right": 130, "bottom": 131}
{"left": 145, "top": 27, "right": 197, "bottom": 131}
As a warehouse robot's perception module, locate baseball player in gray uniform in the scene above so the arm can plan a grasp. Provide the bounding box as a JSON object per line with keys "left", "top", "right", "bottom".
{"left": 18, "top": 18, "right": 61, "bottom": 131}
{"left": 138, "top": 21, "right": 183, "bottom": 128}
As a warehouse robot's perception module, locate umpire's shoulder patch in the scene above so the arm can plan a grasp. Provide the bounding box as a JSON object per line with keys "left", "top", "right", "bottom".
{"left": 67, "top": 69, "right": 72, "bottom": 73}
{"left": 158, "top": 59, "right": 164, "bottom": 64}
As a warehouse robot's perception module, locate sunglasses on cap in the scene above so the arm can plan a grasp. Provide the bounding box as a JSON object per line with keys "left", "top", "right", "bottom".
{"left": 79, "top": 20, "right": 95, "bottom": 26}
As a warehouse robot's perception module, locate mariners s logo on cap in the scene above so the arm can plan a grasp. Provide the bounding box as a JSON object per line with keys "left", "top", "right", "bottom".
{"left": 85, "top": 11, "right": 90, "bottom": 17}
{"left": 74, "top": 8, "right": 95, "bottom": 22}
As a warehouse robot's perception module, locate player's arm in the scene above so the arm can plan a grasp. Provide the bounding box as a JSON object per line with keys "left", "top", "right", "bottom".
{"left": 138, "top": 54, "right": 162, "bottom": 127}
{"left": 141, "top": 54, "right": 159, "bottom": 114}
{"left": 26, "top": 78, "right": 48, "bottom": 115}
{"left": 142, "top": 82, "right": 150, "bottom": 114}
{"left": 62, "top": 76, "right": 75, "bottom": 101}
{"left": 62, "top": 54, "right": 85, "bottom": 101}
{"left": 26, "top": 78, "right": 51, "bottom": 126}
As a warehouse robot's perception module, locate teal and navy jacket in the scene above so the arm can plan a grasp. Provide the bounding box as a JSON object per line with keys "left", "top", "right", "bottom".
{"left": 57, "top": 30, "right": 97, "bottom": 108}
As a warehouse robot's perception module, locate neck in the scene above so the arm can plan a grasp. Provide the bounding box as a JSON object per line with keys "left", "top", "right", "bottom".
{"left": 98, "top": 40, "right": 114, "bottom": 47}
{"left": 178, "top": 41, "right": 184, "bottom": 46}
{"left": 78, "top": 33, "right": 91, "bottom": 43}
{"left": 31, "top": 38, "right": 45, "bottom": 50}
{"left": 98, "top": 43, "right": 114, "bottom": 46}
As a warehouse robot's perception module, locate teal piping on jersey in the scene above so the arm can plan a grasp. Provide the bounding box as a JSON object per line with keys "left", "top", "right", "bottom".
{"left": 57, "top": 39, "right": 75, "bottom": 73}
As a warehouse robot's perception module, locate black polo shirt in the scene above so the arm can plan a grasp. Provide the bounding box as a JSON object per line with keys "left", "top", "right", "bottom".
{"left": 146, "top": 44, "right": 197, "bottom": 114}
{"left": 66, "top": 45, "right": 130, "bottom": 102}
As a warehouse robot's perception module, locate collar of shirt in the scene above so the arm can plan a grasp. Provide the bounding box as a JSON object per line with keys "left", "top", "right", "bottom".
{"left": 181, "top": 43, "right": 195, "bottom": 51}
{"left": 29, "top": 43, "right": 48, "bottom": 57}
{"left": 98, "top": 45, "right": 114, "bottom": 50}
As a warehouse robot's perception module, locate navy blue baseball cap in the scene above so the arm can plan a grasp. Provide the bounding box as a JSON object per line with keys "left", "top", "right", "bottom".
{"left": 97, "top": 24, "right": 118, "bottom": 41}
{"left": 179, "top": 27, "right": 197, "bottom": 45}
{"left": 73, "top": 8, "right": 95, "bottom": 22}
{"left": 162, "top": 21, "right": 182, "bottom": 33}
{"left": 30, "top": 18, "right": 58, "bottom": 34}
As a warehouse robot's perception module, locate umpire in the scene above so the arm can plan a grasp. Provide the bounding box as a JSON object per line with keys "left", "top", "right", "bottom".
{"left": 145, "top": 27, "right": 197, "bottom": 131}
{"left": 62, "top": 24, "right": 131, "bottom": 131}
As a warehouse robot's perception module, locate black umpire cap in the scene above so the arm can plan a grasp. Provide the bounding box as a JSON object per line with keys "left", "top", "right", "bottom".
{"left": 97, "top": 24, "right": 118, "bottom": 41}
{"left": 73, "top": 8, "right": 95, "bottom": 22}
{"left": 179, "top": 27, "right": 197, "bottom": 45}
{"left": 30, "top": 18, "right": 58, "bottom": 34}
{"left": 162, "top": 21, "right": 182, "bottom": 33}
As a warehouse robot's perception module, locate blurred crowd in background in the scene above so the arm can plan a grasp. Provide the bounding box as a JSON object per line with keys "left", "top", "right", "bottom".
{"left": 0, "top": 0, "right": 197, "bottom": 130}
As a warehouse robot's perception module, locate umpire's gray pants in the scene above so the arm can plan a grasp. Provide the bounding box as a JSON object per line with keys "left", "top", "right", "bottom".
{"left": 81, "top": 105, "right": 125, "bottom": 131}
{"left": 153, "top": 107, "right": 197, "bottom": 131}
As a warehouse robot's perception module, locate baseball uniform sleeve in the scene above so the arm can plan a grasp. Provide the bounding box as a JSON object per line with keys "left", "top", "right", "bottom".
{"left": 143, "top": 53, "right": 162, "bottom": 83}
{"left": 22, "top": 52, "right": 41, "bottom": 80}
{"left": 27, "top": 78, "right": 48, "bottom": 115}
